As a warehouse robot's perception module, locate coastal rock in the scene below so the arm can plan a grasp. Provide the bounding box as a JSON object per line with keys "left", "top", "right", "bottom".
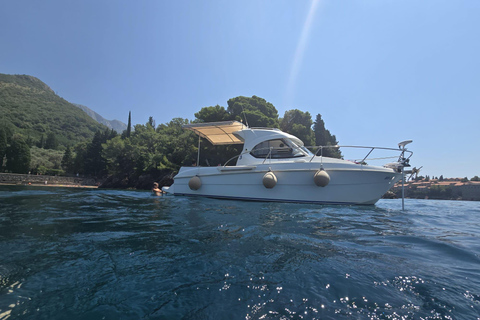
{"left": 382, "top": 191, "right": 397, "bottom": 199}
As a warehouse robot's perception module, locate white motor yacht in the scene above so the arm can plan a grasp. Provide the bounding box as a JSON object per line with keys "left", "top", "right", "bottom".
{"left": 162, "top": 121, "right": 413, "bottom": 205}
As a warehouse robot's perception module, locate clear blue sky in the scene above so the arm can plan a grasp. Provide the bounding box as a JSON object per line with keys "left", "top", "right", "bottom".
{"left": 1, "top": 0, "right": 479, "bottom": 178}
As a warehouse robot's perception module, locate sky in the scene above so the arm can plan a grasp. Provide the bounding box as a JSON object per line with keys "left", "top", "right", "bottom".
{"left": 1, "top": 0, "right": 479, "bottom": 178}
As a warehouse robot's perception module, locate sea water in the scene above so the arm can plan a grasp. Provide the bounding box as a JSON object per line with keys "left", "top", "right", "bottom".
{"left": 0, "top": 185, "right": 479, "bottom": 320}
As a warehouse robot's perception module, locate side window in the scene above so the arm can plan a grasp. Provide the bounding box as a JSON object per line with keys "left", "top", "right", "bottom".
{"left": 250, "top": 139, "right": 296, "bottom": 158}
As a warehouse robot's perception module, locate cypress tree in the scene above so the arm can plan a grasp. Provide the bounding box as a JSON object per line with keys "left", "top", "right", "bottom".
{"left": 313, "top": 114, "right": 342, "bottom": 158}
{"left": 6, "top": 135, "right": 31, "bottom": 174}
{"left": 61, "top": 146, "right": 74, "bottom": 173}
{"left": 148, "top": 116, "right": 155, "bottom": 129}
{"left": 38, "top": 134, "right": 45, "bottom": 148}
{"left": 45, "top": 132, "right": 58, "bottom": 149}
{"left": 280, "top": 109, "right": 315, "bottom": 147}
{"left": 126, "top": 111, "right": 132, "bottom": 138}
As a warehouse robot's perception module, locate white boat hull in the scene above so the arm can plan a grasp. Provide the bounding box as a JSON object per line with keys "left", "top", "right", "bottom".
{"left": 165, "top": 163, "right": 401, "bottom": 205}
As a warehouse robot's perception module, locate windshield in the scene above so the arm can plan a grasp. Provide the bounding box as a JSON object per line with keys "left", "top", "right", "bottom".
{"left": 288, "top": 139, "right": 313, "bottom": 157}
{"left": 250, "top": 138, "right": 312, "bottom": 159}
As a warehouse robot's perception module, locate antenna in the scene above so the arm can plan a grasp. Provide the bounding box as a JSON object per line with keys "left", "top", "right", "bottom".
{"left": 398, "top": 140, "right": 413, "bottom": 149}
{"left": 241, "top": 105, "right": 249, "bottom": 127}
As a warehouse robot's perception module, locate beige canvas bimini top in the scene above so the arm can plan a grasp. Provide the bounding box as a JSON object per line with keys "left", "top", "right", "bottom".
{"left": 183, "top": 121, "right": 247, "bottom": 145}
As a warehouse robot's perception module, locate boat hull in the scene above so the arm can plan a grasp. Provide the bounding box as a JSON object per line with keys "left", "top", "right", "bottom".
{"left": 165, "top": 163, "right": 401, "bottom": 205}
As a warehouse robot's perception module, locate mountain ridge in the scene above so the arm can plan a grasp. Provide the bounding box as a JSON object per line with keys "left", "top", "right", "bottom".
{"left": 74, "top": 103, "right": 127, "bottom": 133}
{"left": 0, "top": 73, "right": 108, "bottom": 147}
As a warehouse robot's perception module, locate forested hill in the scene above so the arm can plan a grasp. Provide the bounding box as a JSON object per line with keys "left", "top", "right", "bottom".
{"left": 0, "top": 73, "right": 107, "bottom": 147}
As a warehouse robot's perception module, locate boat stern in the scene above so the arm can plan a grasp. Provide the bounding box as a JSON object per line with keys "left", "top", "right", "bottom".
{"left": 162, "top": 185, "right": 174, "bottom": 194}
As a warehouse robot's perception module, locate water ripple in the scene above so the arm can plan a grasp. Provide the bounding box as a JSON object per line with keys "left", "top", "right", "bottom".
{"left": 1, "top": 186, "right": 480, "bottom": 319}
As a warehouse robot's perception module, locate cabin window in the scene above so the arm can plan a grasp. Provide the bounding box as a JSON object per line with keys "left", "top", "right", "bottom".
{"left": 250, "top": 139, "right": 307, "bottom": 158}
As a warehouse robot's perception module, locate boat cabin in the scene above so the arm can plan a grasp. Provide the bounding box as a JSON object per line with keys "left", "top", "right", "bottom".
{"left": 183, "top": 121, "right": 313, "bottom": 167}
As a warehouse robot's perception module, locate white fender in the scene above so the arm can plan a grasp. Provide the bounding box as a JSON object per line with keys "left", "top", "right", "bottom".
{"left": 263, "top": 172, "right": 277, "bottom": 189}
{"left": 188, "top": 176, "right": 202, "bottom": 190}
{"left": 314, "top": 170, "right": 330, "bottom": 187}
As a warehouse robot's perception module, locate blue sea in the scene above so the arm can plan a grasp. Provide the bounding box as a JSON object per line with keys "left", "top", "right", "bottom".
{"left": 0, "top": 186, "right": 479, "bottom": 320}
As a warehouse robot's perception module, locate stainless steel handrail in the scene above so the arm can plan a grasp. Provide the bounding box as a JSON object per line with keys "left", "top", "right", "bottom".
{"left": 222, "top": 144, "right": 413, "bottom": 167}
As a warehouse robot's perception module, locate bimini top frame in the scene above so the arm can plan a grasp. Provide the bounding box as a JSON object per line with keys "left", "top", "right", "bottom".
{"left": 183, "top": 121, "right": 247, "bottom": 166}
{"left": 183, "top": 121, "right": 247, "bottom": 145}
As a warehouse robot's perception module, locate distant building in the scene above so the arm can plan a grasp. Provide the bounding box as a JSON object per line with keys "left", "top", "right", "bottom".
{"left": 392, "top": 178, "right": 480, "bottom": 201}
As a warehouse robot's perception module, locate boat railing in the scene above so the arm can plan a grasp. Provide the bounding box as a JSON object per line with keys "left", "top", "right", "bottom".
{"left": 263, "top": 147, "right": 273, "bottom": 164}
{"left": 222, "top": 143, "right": 413, "bottom": 167}
{"left": 307, "top": 144, "right": 413, "bottom": 165}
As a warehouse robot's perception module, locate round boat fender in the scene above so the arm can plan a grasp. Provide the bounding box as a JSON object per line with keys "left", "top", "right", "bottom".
{"left": 263, "top": 171, "right": 277, "bottom": 189}
{"left": 188, "top": 176, "right": 202, "bottom": 190}
{"left": 314, "top": 169, "right": 330, "bottom": 187}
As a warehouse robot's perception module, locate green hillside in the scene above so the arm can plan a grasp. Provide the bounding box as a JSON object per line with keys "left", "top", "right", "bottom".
{"left": 0, "top": 73, "right": 107, "bottom": 147}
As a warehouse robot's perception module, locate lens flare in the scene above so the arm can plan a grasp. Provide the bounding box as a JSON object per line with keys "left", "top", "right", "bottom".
{"left": 286, "top": 0, "right": 322, "bottom": 105}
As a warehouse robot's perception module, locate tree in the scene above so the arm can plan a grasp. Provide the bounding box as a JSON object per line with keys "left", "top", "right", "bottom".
{"left": 471, "top": 176, "right": 480, "bottom": 181}
{"left": 84, "top": 131, "right": 107, "bottom": 177}
{"left": 130, "top": 122, "right": 162, "bottom": 173}
{"left": 101, "top": 127, "right": 117, "bottom": 142}
{"left": 73, "top": 142, "right": 88, "bottom": 175}
{"left": 61, "top": 146, "right": 74, "bottom": 173}
{"left": 0, "top": 121, "right": 15, "bottom": 144}
{"left": 29, "top": 146, "right": 64, "bottom": 175}
{"left": 148, "top": 116, "right": 155, "bottom": 129}
{"left": 313, "top": 114, "right": 342, "bottom": 158}
{"left": 103, "top": 118, "right": 188, "bottom": 177}
{"left": 195, "top": 105, "right": 232, "bottom": 123}
{"left": 103, "top": 136, "right": 134, "bottom": 175}
{"left": 5, "top": 135, "right": 31, "bottom": 173}
{"left": 26, "top": 134, "right": 34, "bottom": 147}
{"left": 0, "top": 127, "right": 7, "bottom": 169}
{"left": 227, "top": 96, "right": 279, "bottom": 128}
{"left": 156, "top": 118, "right": 197, "bottom": 167}
{"left": 126, "top": 111, "right": 132, "bottom": 138}
{"left": 45, "top": 132, "right": 58, "bottom": 149}
{"left": 37, "top": 134, "right": 45, "bottom": 148}
{"left": 280, "top": 109, "right": 315, "bottom": 147}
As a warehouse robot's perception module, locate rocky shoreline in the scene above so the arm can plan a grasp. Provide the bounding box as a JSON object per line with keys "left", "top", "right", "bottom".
{"left": 0, "top": 169, "right": 175, "bottom": 191}
{"left": 0, "top": 172, "right": 99, "bottom": 187}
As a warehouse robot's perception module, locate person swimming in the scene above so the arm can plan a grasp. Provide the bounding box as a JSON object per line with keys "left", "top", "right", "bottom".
{"left": 152, "top": 182, "right": 164, "bottom": 195}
